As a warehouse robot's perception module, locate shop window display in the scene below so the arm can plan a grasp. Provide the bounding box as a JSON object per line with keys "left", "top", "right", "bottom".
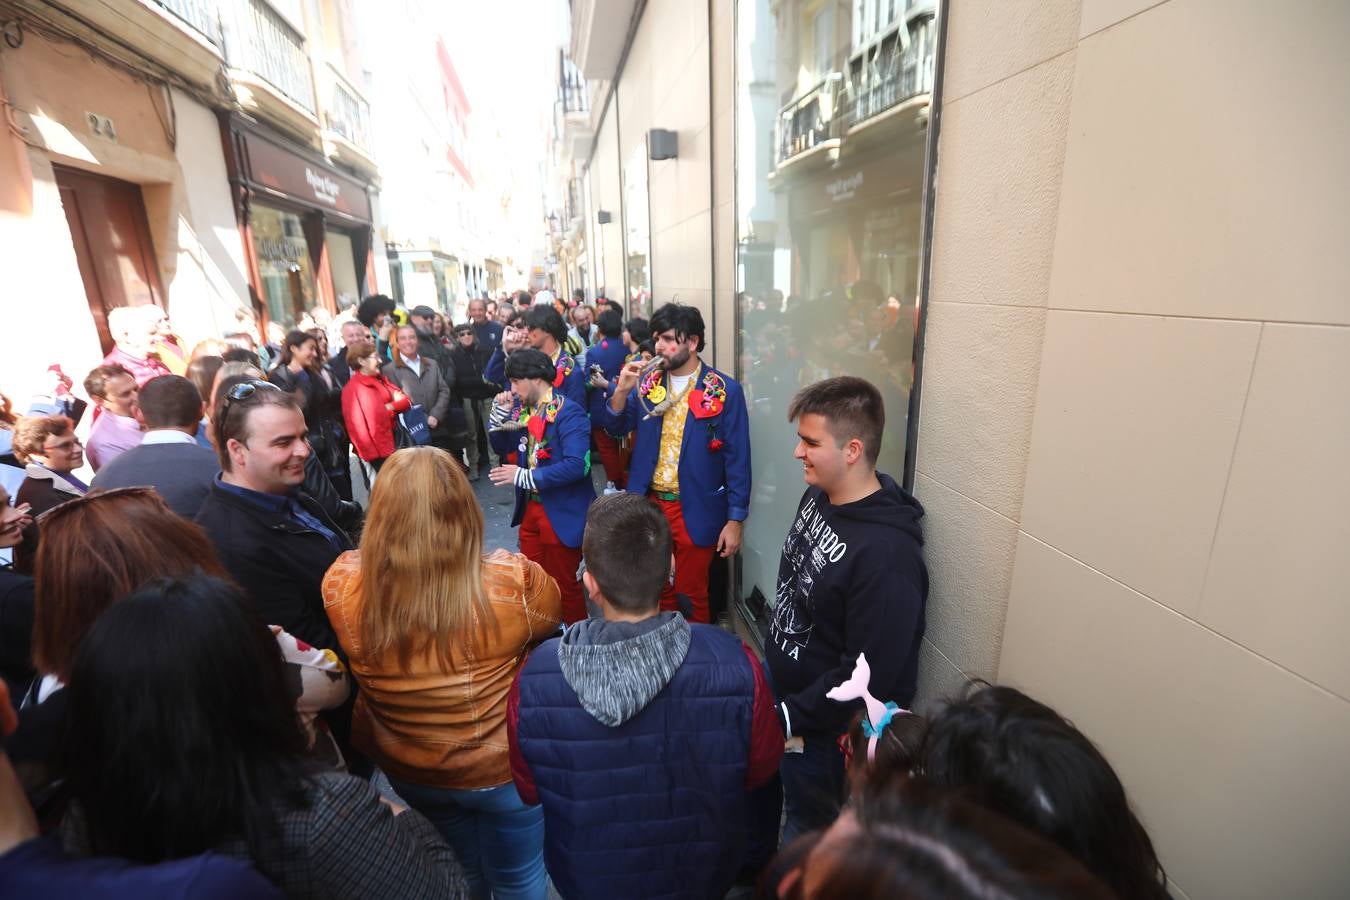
{"left": 733, "top": 0, "right": 938, "bottom": 633}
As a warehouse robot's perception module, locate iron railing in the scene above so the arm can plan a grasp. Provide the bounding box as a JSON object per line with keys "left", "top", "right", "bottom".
{"left": 152, "top": 0, "right": 222, "bottom": 46}
{"left": 231, "top": 0, "right": 315, "bottom": 113}
{"left": 559, "top": 51, "right": 588, "bottom": 115}
{"left": 324, "top": 62, "right": 371, "bottom": 150}
{"left": 775, "top": 73, "right": 844, "bottom": 166}
{"left": 844, "top": 6, "right": 937, "bottom": 128}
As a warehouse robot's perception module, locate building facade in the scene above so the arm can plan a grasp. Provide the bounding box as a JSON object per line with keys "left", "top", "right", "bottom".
{"left": 0, "top": 0, "right": 383, "bottom": 405}
{"left": 557, "top": 1, "right": 1349, "bottom": 896}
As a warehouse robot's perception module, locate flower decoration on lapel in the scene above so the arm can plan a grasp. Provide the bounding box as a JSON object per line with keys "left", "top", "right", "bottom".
{"left": 536, "top": 445, "right": 552, "bottom": 461}
{"left": 689, "top": 369, "right": 727, "bottom": 420}
{"left": 706, "top": 422, "right": 724, "bottom": 452}
{"left": 553, "top": 354, "right": 575, "bottom": 388}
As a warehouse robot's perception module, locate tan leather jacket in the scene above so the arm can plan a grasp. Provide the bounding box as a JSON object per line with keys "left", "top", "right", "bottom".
{"left": 322, "top": 548, "right": 562, "bottom": 789}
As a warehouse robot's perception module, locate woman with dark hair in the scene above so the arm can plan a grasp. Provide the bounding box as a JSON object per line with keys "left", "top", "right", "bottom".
{"left": 916, "top": 685, "right": 1169, "bottom": 900}
{"left": 14, "top": 489, "right": 349, "bottom": 772}
{"left": 323, "top": 448, "right": 559, "bottom": 899}
{"left": 270, "top": 331, "right": 347, "bottom": 500}
{"left": 59, "top": 574, "right": 465, "bottom": 898}
{"left": 759, "top": 772, "right": 1113, "bottom": 900}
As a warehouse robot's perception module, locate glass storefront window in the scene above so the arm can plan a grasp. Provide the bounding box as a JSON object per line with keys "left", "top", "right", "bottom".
{"left": 734, "top": 0, "right": 937, "bottom": 632}
{"left": 252, "top": 204, "right": 315, "bottom": 329}
{"left": 325, "top": 228, "right": 361, "bottom": 310}
{"left": 622, "top": 142, "right": 652, "bottom": 317}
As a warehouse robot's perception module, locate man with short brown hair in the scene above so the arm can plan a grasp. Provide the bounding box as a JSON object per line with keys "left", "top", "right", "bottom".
{"left": 768, "top": 375, "right": 927, "bottom": 843}
{"left": 83, "top": 364, "right": 142, "bottom": 471}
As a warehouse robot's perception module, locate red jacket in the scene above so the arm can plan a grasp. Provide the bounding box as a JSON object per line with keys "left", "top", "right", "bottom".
{"left": 341, "top": 372, "right": 410, "bottom": 461}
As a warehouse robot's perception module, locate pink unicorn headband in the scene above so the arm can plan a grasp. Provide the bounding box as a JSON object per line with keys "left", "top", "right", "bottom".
{"left": 827, "top": 652, "right": 911, "bottom": 763}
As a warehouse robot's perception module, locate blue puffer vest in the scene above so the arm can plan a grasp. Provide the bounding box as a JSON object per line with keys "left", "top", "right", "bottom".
{"left": 515, "top": 623, "right": 756, "bottom": 900}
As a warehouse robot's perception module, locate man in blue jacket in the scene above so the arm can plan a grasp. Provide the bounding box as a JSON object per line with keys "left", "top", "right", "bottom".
{"left": 488, "top": 349, "right": 595, "bottom": 623}
{"left": 599, "top": 303, "right": 750, "bottom": 623}
{"left": 583, "top": 309, "right": 630, "bottom": 488}
{"left": 508, "top": 493, "right": 782, "bottom": 900}
{"left": 484, "top": 306, "right": 587, "bottom": 411}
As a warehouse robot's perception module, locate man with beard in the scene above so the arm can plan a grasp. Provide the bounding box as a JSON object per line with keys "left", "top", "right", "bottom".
{"left": 601, "top": 303, "right": 750, "bottom": 624}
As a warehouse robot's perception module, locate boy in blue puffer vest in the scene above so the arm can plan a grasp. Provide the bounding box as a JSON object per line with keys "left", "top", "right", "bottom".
{"left": 507, "top": 493, "right": 783, "bottom": 900}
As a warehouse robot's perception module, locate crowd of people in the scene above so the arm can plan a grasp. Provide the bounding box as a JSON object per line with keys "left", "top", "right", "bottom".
{"left": 0, "top": 292, "right": 1171, "bottom": 899}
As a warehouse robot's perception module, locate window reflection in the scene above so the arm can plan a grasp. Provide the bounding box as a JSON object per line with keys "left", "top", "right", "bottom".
{"left": 252, "top": 204, "right": 315, "bottom": 329}
{"left": 622, "top": 142, "right": 651, "bottom": 316}
{"left": 734, "top": 0, "right": 937, "bottom": 629}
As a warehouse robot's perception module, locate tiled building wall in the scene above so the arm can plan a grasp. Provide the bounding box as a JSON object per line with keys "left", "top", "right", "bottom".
{"left": 615, "top": 0, "right": 717, "bottom": 355}
{"left": 919, "top": 1, "right": 1350, "bottom": 896}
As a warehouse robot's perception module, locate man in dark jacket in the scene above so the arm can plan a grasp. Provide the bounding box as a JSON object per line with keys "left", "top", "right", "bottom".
{"left": 91, "top": 375, "right": 218, "bottom": 518}
{"left": 766, "top": 376, "right": 928, "bottom": 843}
{"left": 194, "top": 380, "right": 351, "bottom": 655}
{"left": 448, "top": 323, "right": 501, "bottom": 477}
{"left": 508, "top": 494, "right": 782, "bottom": 899}
{"left": 408, "top": 305, "right": 457, "bottom": 387}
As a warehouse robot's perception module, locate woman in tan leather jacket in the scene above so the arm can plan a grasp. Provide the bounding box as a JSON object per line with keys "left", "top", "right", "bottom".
{"left": 322, "top": 447, "right": 560, "bottom": 899}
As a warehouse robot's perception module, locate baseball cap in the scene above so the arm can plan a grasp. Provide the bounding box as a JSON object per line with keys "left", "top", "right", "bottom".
{"left": 410, "top": 305, "right": 438, "bottom": 318}
{"left": 532, "top": 290, "right": 555, "bottom": 307}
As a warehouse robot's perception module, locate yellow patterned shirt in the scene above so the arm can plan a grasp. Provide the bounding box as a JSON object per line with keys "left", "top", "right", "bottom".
{"left": 650, "top": 367, "right": 699, "bottom": 493}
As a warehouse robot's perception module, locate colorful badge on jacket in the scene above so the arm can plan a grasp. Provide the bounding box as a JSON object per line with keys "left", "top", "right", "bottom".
{"left": 688, "top": 370, "right": 727, "bottom": 420}
{"left": 553, "top": 354, "right": 576, "bottom": 388}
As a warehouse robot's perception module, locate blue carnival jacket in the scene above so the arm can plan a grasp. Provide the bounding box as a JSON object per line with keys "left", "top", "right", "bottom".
{"left": 598, "top": 362, "right": 751, "bottom": 547}
{"left": 583, "top": 338, "right": 629, "bottom": 421}
{"left": 508, "top": 622, "right": 776, "bottom": 900}
{"left": 488, "top": 392, "right": 595, "bottom": 547}
{"left": 485, "top": 348, "right": 589, "bottom": 412}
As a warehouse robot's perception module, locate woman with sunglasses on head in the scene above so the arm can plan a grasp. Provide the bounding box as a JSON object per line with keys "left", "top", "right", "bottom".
{"left": 340, "top": 339, "right": 410, "bottom": 474}
{"left": 58, "top": 573, "right": 465, "bottom": 899}
{"left": 9, "top": 415, "right": 86, "bottom": 574}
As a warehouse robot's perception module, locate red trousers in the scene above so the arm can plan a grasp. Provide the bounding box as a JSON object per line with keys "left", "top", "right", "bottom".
{"left": 592, "top": 427, "right": 627, "bottom": 488}
{"left": 519, "top": 500, "right": 586, "bottom": 624}
{"left": 652, "top": 496, "right": 716, "bottom": 624}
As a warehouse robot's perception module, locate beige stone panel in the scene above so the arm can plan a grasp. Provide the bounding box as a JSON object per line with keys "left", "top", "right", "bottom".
{"left": 999, "top": 534, "right": 1350, "bottom": 899}
{"left": 1020, "top": 311, "right": 1259, "bottom": 615}
{"left": 915, "top": 302, "right": 1047, "bottom": 520}
{"left": 914, "top": 474, "right": 1018, "bottom": 680}
{"left": 1079, "top": 0, "right": 1166, "bottom": 37}
{"left": 1050, "top": 0, "right": 1350, "bottom": 324}
{"left": 941, "top": 0, "right": 1081, "bottom": 103}
{"left": 651, "top": 220, "right": 683, "bottom": 299}
{"left": 929, "top": 53, "right": 1076, "bottom": 308}
{"left": 712, "top": 108, "right": 733, "bottom": 209}
{"left": 683, "top": 208, "right": 714, "bottom": 293}
{"left": 713, "top": 200, "right": 733, "bottom": 296}
{"left": 915, "top": 639, "right": 971, "bottom": 712}
{"left": 1201, "top": 324, "right": 1350, "bottom": 700}
{"left": 676, "top": 126, "right": 714, "bottom": 228}
{"left": 711, "top": 0, "right": 734, "bottom": 119}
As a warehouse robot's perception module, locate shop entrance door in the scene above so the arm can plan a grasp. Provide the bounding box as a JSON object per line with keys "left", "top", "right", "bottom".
{"left": 53, "top": 165, "right": 165, "bottom": 354}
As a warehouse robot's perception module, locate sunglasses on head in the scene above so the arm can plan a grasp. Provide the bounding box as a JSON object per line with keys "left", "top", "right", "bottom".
{"left": 35, "top": 486, "right": 159, "bottom": 526}
{"left": 220, "top": 379, "right": 282, "bottom": 424}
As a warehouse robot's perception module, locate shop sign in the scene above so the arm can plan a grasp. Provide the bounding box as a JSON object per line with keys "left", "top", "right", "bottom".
{"left": 239, "top": 127, "right": 372, "bottom": 223}
{"left": 257, "top": 236, "right": 308, "bottom": 262}
{"left": 825, "top": 172, "right": 864, "bottom": 203}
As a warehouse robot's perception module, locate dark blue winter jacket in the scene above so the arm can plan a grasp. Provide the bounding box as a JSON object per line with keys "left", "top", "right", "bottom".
{"left": 508, "top": 616, "right": 782, "bottom": 899}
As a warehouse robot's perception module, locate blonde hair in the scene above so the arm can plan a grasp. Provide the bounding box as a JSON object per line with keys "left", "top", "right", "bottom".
{"left": 358, "top": 447, "right": 496, "bottom": 669}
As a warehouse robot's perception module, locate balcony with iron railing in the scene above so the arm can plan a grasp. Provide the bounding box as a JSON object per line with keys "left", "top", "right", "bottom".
{"left": 219, "top": 0, "right": 317, "bottom": 138}
{"left": 559, "top": 52, "right": 589, "bottom": 116}
{"left": 151, "top": 0, "right": 222, "bottom": 47}
{"left": 843, "top": 3, "right": 937, "bottom": 129}
{"left": 775, "top": 73, "right": 844, "bottom": 168}
{"left": 324, "top": 63, "right": 370, "bottom": 148}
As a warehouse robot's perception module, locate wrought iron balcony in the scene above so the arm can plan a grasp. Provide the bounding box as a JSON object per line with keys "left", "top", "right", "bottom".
{"left": 151, "top": 0, "right": 222, "bottom": 46}
{"left": 844, "top": 5, "right": 937, "bottom": 129}
{"left": 227, "top": 0, "right": 315, "bottom": 113}
{"left": 324, "top": 63, "right": 371, "bottom": 151}
{"left": 559, "top": 52, "right": 588, "bottom": 116}
{"left": 775, "top": 73, "right": 844, "bottom": 167}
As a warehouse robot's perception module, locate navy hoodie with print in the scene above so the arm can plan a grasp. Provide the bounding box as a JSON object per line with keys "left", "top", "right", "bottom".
{"left": 765, "top": 472, "right": 927, "bottom": 738}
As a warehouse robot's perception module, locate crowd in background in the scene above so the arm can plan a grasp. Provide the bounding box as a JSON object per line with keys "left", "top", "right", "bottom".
{"left": 0, "top": 291, "right": 1171, "bottom": 899}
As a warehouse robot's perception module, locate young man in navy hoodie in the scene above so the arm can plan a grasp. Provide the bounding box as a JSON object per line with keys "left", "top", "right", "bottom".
{"left": 766, "top": 376, "right": 928, "bottom": 842}
{"left": 508, "top": 493, "right": 782, "bottom": 899}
